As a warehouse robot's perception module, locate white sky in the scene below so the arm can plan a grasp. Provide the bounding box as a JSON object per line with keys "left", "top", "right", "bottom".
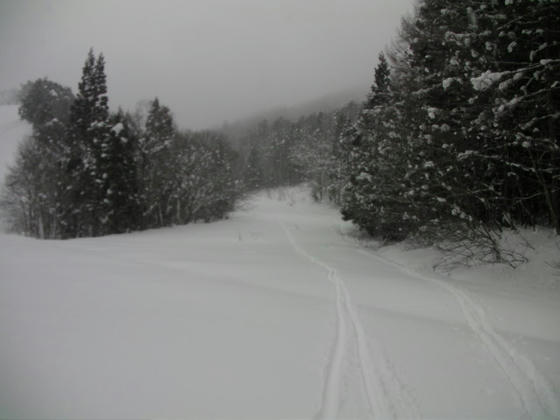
{"left": 0, "top": 0, "right": 415, "bottom": 129}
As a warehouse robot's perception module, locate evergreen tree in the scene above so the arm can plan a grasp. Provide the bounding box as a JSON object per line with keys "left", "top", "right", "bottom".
{"left": 243, "top": 145, "right": 264, "bottom": 191}
{"left": 366, "top": 52, "right": 391, "bottom": 109}
{"left": 340, "top": 0, "right": 560, "bottom": 254}
{"left": 64, "top": 48, "right": 111, "bottom": 237}
{"left": 98, "top": 111, "right": 142, "bottom": 234}
{"left": 266, "top": 117, "right": 302, "bottom": 186}
{"left": 341, "top": 52, "right": 412, "bottom": 240}
{"left": 468, "top": 0, "right": 560, "bottom": 232}
{"left": 139, "top": 97, "right": 176, "bottom": 228}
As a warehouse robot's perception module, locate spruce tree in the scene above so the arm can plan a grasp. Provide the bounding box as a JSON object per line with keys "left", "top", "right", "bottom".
{"left": 366, "top": 52, "right": 390, "bottom": 109}
{"left": 98, "top": 111, "right": 141, "bottom": 234}
{"left": 64, "top": 48, "right": 110, "bottom": 237}
{"left": 243, "top": 145, "right": 264, "bottom": 191}
{"left": 139, "top": 98, "right": 176, "bottom": 228}
{"left": 341, "top": 52, "right": 411, "bottom": 240}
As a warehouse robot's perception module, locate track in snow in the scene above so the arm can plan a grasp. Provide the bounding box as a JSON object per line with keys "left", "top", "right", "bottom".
{"left": 280, "top": 222, "right": 419, "bottom": 420}
{"left": 352, "top": 246, "right": 560, "bottom": 420}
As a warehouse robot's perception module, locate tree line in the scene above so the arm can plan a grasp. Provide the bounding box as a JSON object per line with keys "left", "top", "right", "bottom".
{"left": 1, "top": 49, "right": 240, "bottom": 238}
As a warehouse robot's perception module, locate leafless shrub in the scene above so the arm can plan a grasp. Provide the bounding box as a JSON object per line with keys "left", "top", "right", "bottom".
{"left": 434, "top": 225, "right": 529, "bottom": 272}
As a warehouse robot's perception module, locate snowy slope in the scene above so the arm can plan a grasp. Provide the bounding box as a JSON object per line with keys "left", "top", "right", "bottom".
{"left": 1, "top": 187, "right": 559, "bottom": 419}
{"left": 0, "top": 105, "right": 31, "bottom": 183}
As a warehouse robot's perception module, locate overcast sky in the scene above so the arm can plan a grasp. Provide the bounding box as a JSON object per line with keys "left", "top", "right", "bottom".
{"left": 0, "top": 0, "right": 414, "bottom": 129}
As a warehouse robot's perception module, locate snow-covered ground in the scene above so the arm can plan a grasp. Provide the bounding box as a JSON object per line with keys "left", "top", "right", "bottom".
{"left": 1, "top": 105, "right": 560, "bottom": 419}
{"left": 0, "top": 187, "right": 559, "bottom": 419}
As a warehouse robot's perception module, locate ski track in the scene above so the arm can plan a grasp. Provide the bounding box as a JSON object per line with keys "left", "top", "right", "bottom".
{"left": 349, "top": 240, "right": 560, "bottom": 420}
{"left": 280, "top": 222, "right": 420, "bottom": 420}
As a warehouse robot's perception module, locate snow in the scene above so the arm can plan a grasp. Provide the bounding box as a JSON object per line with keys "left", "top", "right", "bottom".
{"left": 471, "top": 70, "right": 507, "bottom": 91}
{"left": 356, "top": 171, "right": 372, "bottom": 182}
{"left": 442, "top": 77, "right": 455, "bottom": 90}
{"left": 1, "top": 106, "right": 560, "bottom": 419}
{"left": 0, "top": 186, "right": 558, "bottom": 419}
{"left": 111, "top": 122, "right": 124, "bottom": 135}
{"left": 426, "top": 106, "right": 437, "bottom": 119}
{"left": 508, "top": 41, "right": 517, "bottom": 53}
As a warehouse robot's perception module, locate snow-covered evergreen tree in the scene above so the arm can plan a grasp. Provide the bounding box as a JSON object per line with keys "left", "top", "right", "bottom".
{"left": 243, "top": 145, "right": 264, "bottom": 191}
{"left": 338, "top": 0, "right": 559, "bottom": 252}
{"left": 97, "top": 111, "right": 141, "bottom": 234}
{"left": 63, "top": 49, "right": 111, "bottom": 237}
{"left": 341, "top": 51, "right": 415, "bottom": 240}
{"left": 139, "top": 97, "right": 176, "bottom": 228}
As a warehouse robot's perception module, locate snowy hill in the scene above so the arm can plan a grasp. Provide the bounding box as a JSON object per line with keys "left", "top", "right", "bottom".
{"left": 1, "top": 186, "right": 559, "bottom": 419}
{"left": 0, "top": 105, "right": 31, "bottom": 183}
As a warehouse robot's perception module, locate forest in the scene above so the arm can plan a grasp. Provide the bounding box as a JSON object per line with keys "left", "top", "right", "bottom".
{"left": 2, "top": 0, "right": 559, "bottom": 263}
{"left": 1, "top": 51, "right": 240, "bottom": 238}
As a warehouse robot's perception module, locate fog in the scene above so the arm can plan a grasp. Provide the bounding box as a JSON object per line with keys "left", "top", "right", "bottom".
{"left": 0, "top": 0, "right": 414, "bottom": 129}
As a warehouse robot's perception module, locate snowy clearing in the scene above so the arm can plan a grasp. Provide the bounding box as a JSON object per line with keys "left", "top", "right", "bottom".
{"left": 1, "top": 186, "right": 559, "bottom": 419}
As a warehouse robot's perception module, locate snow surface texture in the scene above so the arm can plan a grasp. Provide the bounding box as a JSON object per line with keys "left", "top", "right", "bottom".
{"left": 1, "top": 105, "right": 560, "bottom": 418}
{"left": 0, "top": 186, "right": 559, "bottom": 419}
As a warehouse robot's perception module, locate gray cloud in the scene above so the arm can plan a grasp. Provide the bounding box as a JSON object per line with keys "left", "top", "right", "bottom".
{"left": 0, "top": 0, "right": 414, "bottom": 129}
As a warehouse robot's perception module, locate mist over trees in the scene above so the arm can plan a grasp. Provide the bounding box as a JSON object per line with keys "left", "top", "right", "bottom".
{"left": 1, "top": 49, "right": 240, "bottom": 238}
{"left": 234, "top": 102, "right": 360, "bottom": 201}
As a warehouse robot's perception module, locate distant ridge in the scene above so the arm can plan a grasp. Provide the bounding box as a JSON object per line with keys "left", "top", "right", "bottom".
{"left": 218, "top": 86, "right": 366, "bottom": 133}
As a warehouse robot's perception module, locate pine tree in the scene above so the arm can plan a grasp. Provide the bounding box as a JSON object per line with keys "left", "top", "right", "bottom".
{"left": 470, "top": 0, "right": 560, "bottom": 232}
{"left": 266, "top": 117, "right": 301, "bottom": 186}
{"left": 366, "top": 52, "right": 391, "bottom": 109}
{"left": 341, "top": 52, "right": 413, "bottom": 240}
{"left": 339, "top": 0, "right": 560, "bottom": 253}
{"left": 139, "top": 98, "right": 176, "bottom": 228}
{"left": 64, "top": 48, "right": 111, "bottom": 237}
{"left": 243, "top": 145, "right": 264, "bottom": 191}
{"left": 98, "top": 111, "right": 141, "bottom": 234}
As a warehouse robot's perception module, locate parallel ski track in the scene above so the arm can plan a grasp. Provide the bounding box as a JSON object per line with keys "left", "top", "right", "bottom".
{"left": 281, "top": 222, "right": 419, "bottom": 419}
{"left": 351, "top": 242, "right": 560, "bottom": 420}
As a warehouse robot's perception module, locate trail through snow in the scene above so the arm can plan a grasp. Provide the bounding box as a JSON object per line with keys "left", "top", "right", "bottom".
{"left": 353, "top": 245, "right": 560, "bottom": 419}
{"left": 281, "top": 222, "right": 419, "bottom": 419}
